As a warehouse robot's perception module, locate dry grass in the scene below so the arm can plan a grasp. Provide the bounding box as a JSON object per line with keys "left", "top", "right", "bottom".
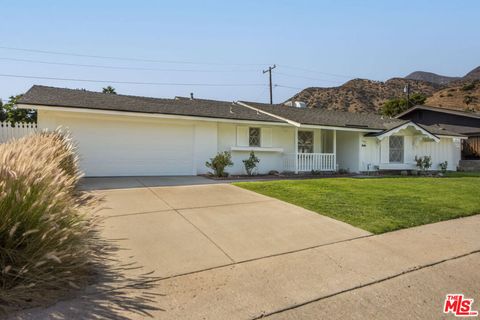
{"left": 0, "top": 131, "right": 101, "bottom": 313}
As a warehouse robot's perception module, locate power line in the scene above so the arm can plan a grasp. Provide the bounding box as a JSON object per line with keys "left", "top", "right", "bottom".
{"left": 274, "top": 84, "right": 303, "bottom": 90}
{"left": 276, "top": 71, "right": 345, "bottom": 84}
{"left": 0, "top": 73, "right": 267, "bottom": 87}
{"left": 0, "top": 57, "right": 260, "bottom": 73}
{"left": 0, "top": 46, "right": 266, "bottom": 66}
{"left": 262, "top": 64, "right": 276, "bottom": 104}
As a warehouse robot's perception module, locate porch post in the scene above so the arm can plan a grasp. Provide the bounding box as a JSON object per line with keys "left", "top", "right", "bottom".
{"left": 294, "top": 127, "right": 299, "bottom": 174}
{"left": 333, "top": 129, "right": 337, "bottom": 171}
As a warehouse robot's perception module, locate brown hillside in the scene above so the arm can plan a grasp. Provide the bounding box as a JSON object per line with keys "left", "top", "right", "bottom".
{"left": 289, "top": 78, "right": 440, "bottom": 113}
{"left": 425, "top": 80, "right": 480, "bottom": 112}
{"left": 463, "top": 66, "right": 480, "bottom": 81}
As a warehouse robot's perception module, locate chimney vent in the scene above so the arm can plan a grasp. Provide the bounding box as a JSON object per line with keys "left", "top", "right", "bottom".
{"left": 190, "top": 92, "right": 194, "bottom": 100}
{"left": 294, "top": 101, "right": 306, "bottom": 108}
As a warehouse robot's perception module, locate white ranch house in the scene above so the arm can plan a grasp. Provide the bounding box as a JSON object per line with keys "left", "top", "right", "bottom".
{"left": 17, "top": 85, "right": 465, "bottom": 177}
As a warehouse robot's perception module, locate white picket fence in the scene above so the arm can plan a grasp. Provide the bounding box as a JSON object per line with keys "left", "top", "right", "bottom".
{"left": 0, "top": 121, "right": 37, "bottom": 143}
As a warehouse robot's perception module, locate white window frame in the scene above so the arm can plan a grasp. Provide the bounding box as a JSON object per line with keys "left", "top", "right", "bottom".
{"left": 298, "top": 130, "right": 314, "bottom": 153}
{"left": 389, "top": 136, "right": 404, "bottom": 163}
{"left": 249, "top": 127, "right": 261, "bottom": 147}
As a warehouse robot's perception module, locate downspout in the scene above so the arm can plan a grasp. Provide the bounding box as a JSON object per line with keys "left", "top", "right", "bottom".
{"left": 333, "top": 129, "right": 337, "bottom": 172}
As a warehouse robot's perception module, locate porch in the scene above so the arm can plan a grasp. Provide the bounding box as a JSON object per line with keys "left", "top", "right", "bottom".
{"left": 283, "top": 128, "right": 337, "bottom": 173}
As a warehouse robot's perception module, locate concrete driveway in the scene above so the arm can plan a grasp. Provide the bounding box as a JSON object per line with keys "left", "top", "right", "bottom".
{"left": 12, "top": 177, "right": 480, "bottom": 320}
{"left": 90, "top": 176, "right": 370, "bottom": 278}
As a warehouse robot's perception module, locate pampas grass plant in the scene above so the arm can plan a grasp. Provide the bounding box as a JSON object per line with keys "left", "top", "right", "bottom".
{"left": 0, "top": 130, "right": 100, "bottom": 313}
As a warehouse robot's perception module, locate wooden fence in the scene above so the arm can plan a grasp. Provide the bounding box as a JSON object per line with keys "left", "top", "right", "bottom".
{"left": 0, "top": 121, "right": 37, "bottom": 143}
{"left": 463, "top": 137, "right": 480, "bottom": 159}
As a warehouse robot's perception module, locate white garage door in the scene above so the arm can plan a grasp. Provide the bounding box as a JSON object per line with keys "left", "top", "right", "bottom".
{"left": 66, "top": 116, "right": 195, "bottom": 176}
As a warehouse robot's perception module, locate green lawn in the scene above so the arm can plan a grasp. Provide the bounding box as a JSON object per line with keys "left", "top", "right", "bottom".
{"left": 235, "top": 177, "right": 480, "bottom": 234}
{"left": 445, "top": 171, "right": 480, "bottom": 177}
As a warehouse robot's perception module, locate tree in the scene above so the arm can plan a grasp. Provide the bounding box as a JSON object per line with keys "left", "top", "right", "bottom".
{"left": 380, "top": 93, "right": 427, "bottom": 117}
{"left": 0, "top": 99, "right": 5, "bottom": 122}
{"left": 102, "top": 86, "right": 117, "bottom": 94}
{"left": 0, "top": 95, "right": 37, "bottom": 124}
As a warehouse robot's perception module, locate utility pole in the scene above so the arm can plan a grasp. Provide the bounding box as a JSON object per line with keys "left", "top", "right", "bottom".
{"left": 263, "top": 64, "right": 276, "bottom": 104}
{"left": 404, "top": 83, "right": 410, "bottom": 107}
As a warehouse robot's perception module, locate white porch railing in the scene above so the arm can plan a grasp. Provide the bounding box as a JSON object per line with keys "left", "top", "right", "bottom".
{"left": 284, "top": 153, "right": 336, "bottom": 172}
{"left": 0, "top": 121, "right": 37, "bottom": 143}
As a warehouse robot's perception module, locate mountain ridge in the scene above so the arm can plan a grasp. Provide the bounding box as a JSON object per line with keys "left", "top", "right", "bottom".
{"left": 288, "top": 66, "right": 480, "bottom": 114}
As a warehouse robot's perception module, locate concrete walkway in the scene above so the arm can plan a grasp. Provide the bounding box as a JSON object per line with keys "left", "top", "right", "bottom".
{"left": 11, "top": 178, "right": 480, "bottom": 319}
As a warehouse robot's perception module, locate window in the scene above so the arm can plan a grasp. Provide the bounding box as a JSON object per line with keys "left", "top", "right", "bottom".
{"left": 249, "top": 127, "right": 261, "bottom": 147}
{"left": 298, "top": 131, "right": 314, "bottom": 153}
{"left": 389, "top": 136, "right": 404, "bottom": 163}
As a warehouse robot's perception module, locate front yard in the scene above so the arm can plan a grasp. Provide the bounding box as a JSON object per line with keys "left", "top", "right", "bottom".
{"left": 235, "top": 176, "right": 480, "bottom": 234}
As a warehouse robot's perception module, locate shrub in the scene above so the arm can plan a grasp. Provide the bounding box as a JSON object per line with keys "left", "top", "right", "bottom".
{"left": 414, "top": 155, "right": 432, "bottom": 172}
{"left": 439, "top": 161, "right": 448, "bottom": 173}
{"left": 0, "top": 130, "right": 99, "bottom": 313}
{"left": 461, "top": 83, "right": 475, "bottom": 91}
{"left": 380, "top": 93, "right": 427, "bottom": 117}
{"left": 205, "top": 151, "right": 233, "bottom": 177}
{"left": 463, "top": 95, "right": 477, "bottom": 105}
{"left": 242, "top": 151, "right": 260, "bottom": 176}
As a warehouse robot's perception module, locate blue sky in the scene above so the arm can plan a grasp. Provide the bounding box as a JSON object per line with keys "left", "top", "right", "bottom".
{"left": 1, "top": 0, "right": 479, "bottom": 103}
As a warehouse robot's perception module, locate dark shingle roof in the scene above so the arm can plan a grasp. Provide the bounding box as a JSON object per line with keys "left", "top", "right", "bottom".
{"left": 396, "top": 105, "right": 480, "bottom": 119}
{"left": 429, "top": 123, "right": 480, "bottom": 136}
{"left": 18, "top": 85, "right": 464, "bottom": 137}
{"left": 241, "top": 101, "right": 404, "bottom": 130}
{"left": 18, "top": 85, "right": 282, "bottom": 123}
{"left": 242, "top": 101, "right": 464, "bottom": 136}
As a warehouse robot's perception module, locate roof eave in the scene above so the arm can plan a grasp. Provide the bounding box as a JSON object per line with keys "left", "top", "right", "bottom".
{"left": 17, "top": 103, "right": 290, "bottom": 126}
{"left": 370, "top": 121, "right": 441, "bottom": 142}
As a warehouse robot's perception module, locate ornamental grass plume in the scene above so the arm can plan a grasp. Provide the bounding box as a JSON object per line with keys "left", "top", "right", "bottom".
{"left": 0, "top": 130, "right": 100, "bottom": 313}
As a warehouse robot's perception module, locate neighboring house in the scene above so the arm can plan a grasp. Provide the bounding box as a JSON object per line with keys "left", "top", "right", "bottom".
{"left": 396, "top": 105, "right": 480, "bottom": 160}
{"left": 17, "top": 85, "right": 465, "bottom": 177}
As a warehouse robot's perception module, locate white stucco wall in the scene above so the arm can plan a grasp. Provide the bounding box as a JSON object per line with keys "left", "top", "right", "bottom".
{"left": 336, "top": 131, "right": 360, "bottom": 172}
{"left": 38, "top": 110, "right": 218, "bottom": 176}
{"left": 217, "top": 123, "right": 296, "bottom": 175}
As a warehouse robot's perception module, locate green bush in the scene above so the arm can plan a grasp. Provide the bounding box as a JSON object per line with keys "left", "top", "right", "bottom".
{"left": 439, "top": 161, "right": 448, "bottom": 173}
{"left": 242, "top": 151, "right": 260, "bottom": 176}
{"left": 205, "top": 151, "right": 233, "bottom": 177}
{"left": 414, "top": 155, "right": 432, "bottom": 172}
{"left": 461, "top": 83, "right": 475, "bottom": 91}
{"left": 0, "top": 130, "right": 99, "bottom": 313}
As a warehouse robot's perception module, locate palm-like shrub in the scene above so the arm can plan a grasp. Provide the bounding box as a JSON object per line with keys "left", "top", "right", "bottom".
{"left": 0, "top": 130, "right": 99, "bottom": 312}
{"left": 205, "top": 151, "right": 233, "bottom": 177}
{"left": 242, "top": 151, "right": 260, "bottom": 176}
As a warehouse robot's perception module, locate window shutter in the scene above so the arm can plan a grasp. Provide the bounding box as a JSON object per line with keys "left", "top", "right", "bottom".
{"left": 237, "top": 126, "right": 249, "bottom": 147}
{"left": 261, "top": 128, "right": 272, "bottom": 147}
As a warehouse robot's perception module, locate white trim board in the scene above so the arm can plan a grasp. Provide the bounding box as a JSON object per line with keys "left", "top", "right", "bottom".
{"left": 20, "top": 104, "right": 291, "bottom": 127}
{"left": 375, "top": 122, "right": 440, "bottom": 142}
